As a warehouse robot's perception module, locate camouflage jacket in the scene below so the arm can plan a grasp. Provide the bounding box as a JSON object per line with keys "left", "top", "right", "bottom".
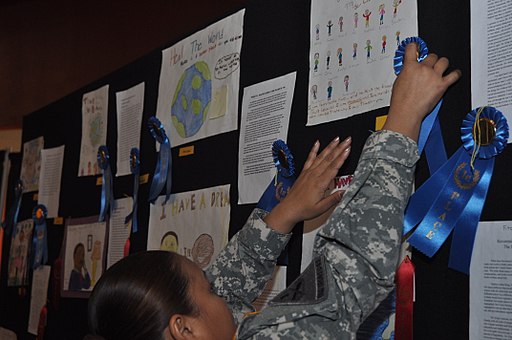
{"left": 206, "top": 130, "right": 419, "bottom": 339}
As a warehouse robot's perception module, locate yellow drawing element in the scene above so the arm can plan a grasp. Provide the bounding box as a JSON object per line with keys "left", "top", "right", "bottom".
{"left": 90, "top": 240, "right": 102, "bottom": 286}
{"left": 209, "top": 85, "right": 228, "bottom": 119}
{"left": 160, "top": 232, "right": 179, "bottom": 253}
{"left": 375, "top": 115, "right": 388, "bottom": 131}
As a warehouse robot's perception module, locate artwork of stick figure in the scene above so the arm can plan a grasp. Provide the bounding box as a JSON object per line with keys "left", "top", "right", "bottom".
{"left": 315, "top": 24, "right": 320, "bottom": 40}
{"left": 338, "top": 16, "right": 344, "bottom": 32}
{"left": 344, "top": 75, "right": 350, "bottom": 92}
{"left": 354, "top": 12, "right": 358, "bottom": 29}
{"left": 379, "top": 4, "right": 386, "bottom": 25}
{"left": 396, "top": 31, "right": 401, "bottom": 46}
{"left": 326, "top": 20, "right": 333, "bottom": 36}
{"left": 327, "top": 81, "right": 333, "bottom": 100}
{"left": 393, "top": 0, "right": 402, "bottom": 18}
{"left": 365, "top": 40, "right": 373, "bottom": 60}
{"left": 326, "top": 50, "right": 331, "bottom": 70}
{"left": 382, "top": 35, "right": 387, "bottom": 53}
{"left": 314, "top": 52, "right": 320, "bottom": 72}
{"left": 337, "top": 48, "right": 343, "bottom": 66}
{"left": 311, "top": 85, "right": 318, "bottom": 100}
{"left": 363, "top": 9, "right": 372, "bottom": 28}
{"left": 353, "top": 42, "right": 358, "bottom": 59}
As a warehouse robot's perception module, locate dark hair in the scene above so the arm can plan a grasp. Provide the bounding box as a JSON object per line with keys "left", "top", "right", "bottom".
{"left": 88, "top": 250, "right": 197, "bottom": 340}
{"left": 74, "top": 243, "right": 85, "bottom": 256}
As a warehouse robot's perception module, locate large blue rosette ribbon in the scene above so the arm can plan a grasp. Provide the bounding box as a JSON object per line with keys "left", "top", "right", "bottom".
{"left": 31, "top": 204, "right": 48, "bottom": 269}
{"left": 394, "top": 37, "right": 447, "bottom": 173}
{"left": 256, "top": 140, "right": 296, "bottom": 213}
{"left": 125, "top": 148, "right": 140, "bottom": 233}
{"left": 403, "top": 106, "right": 508, "bottom": 274}
{"left": 148, "top": 116, "right": 172, "bottom": 204}
{"left": 98, "top": 145, "right": 114, "bottom": 222}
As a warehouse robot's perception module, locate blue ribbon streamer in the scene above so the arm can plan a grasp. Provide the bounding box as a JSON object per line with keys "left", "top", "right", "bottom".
{"left": 125, "top": 148, "right": 140, "bottom": 233}
{"left": 403, "top": 107, "right": 508, "bottom": 274}
{"left": 3, "top": 180, "right": 23, "bottom": 237}
{"left": 31, "top": 204, "right": 48, "bottom": 269}
{"left": 256, "top": 140, "right": 296, "bottom": 213}
{"left": 148, "top": 117, "right": 172, "bottom": 204}
{"left": 98, "top": 145, "right": 114, "bottom": 222}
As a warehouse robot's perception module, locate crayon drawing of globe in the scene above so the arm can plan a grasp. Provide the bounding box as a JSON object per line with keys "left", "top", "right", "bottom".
{"left": 171, "top": 61, "right": 212, "bottom": 138}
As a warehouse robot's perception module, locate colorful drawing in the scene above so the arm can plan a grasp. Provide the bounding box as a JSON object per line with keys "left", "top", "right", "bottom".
{"left": 160, "top": 231, "right": 179, "bottom": 253}
{"left": 353, "top": 42, "right": 358, "bottom": 59}
{"left": 326, "top": 50, "right": 331, "bottom": 70}
{"left": 338, "top": 16, "right": 344, "bottom": 32}
{"left": 326, "top": 19, "right": 333, "bottom": 36}
{"left": 327, "top": 81, "right": 333, "bottom": 100}
{"left": 379, "top": 4, "right": 386, "bottom": 25}
{"left": 393, "top": 0, "right": 402, "bottom": 18}
{"left": 20, "top": 137, "right": 44, "bottom": 193}
{"left": 171, "top": 61, "right": 212, "bottom": 138}
{"left": 363, "top": 9, "right": 372, "bottom": 28}
{"left": 365, "top": 40, "right": 373, "bottom": 60}
{"left": 314, "top": 52, "right": 320, "bottom": 72}
{"left": 337, "top": 48, "right": 343, "bottom": 66}
{"left": 382, "top": 35, "right": 387, "bottom": 54}
{"left": 396, "top": 31, "right": 401, "bottom": 46}
{"left": 7, "top": 220, "right": 34, "bottom": 286}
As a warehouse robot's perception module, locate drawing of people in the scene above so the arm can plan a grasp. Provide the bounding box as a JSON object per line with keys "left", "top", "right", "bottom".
{"left": 327, "top": 81, "right": 333, "bottom": 100}
{"left": 327, "top": 20, "right": 333, "bottom": 36}
{"left": 314, "top": 52, "right": 320, "bottom": 72}
{"left": 90, "top": 240, "right": 102, "bottom": 286}
{"left": 382, "top": 35, "right": 387, "bottom": 54}
{"left": 353, "top": 42, "right": 358, "bottom": 59}
{"left": 337, "top": 48, "right": 343, "bottom": 66}
{"left": 365, "top": 40, "right": 373, "bottom": 60}
{"left": 315, "top": 24, "right": 320, "bottom": 40}
{"left": 311, "top": 85, "right": 318, "bottom": 100}
{"left": 8, "top": 229, "right": 27, "bottom": 285}
{"left": 379, "top": 4, "right": 385, "bottom": 25}
{"left": 68, "top": 243, "right": 91, "bottom": 291}
{"left": 326, "top": 50, "right": 331, "bottom": 70}
{"left": 396, "top": 31, "right": 401, "bottom": 46}
{"left": 344, "top": 75, "right": 350, "bottom": 92}
{"left": 363, "top": 9, "right": 372, "bottom": 28}
{"left": 338, "top": 16, "right": 344, "bottom": 32}
{"left": 393, "top": 0, "right": 402, "bottom": 18}
{"left": 160, "top": 231, "right": 179, "bottom": 253}
{"left": 354, "top": 12, "right": 358, "bottom": 29}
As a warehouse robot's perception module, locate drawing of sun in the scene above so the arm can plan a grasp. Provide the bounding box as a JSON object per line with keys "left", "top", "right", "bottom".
{"left": 171, "top": 61, "right": 212, "bottom": 138}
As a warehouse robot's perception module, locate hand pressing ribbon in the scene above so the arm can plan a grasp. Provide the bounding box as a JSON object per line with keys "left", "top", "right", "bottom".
{"left": 256, "top": 140, "right": 296, "bottom": 213}
{"left": 404, "top": 106, "right": 508, "bottom": 274}
{"left": 394, "top": 37, "right": 447, "bottom": 173}
{"left": 31, "top": 204, "right": 48, "bottom": 269}
{"left": 148, "top": 116, "right": 172, "bottom": 204}
{"left": 98, "top": 145, "right": 114, "bottom": 222}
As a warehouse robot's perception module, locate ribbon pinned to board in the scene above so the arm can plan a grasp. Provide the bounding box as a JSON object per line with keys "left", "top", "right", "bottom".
{"left": 31, "top": 204, "right": 48, "bottom": 269}
{"left": 148, "top": 116, "right": 172, "bottom": 204}
{"left": 403, "top": 107, "right": 508, "bottom": 274}
{"left": 97, "top": 145, "right": 114, "bottom": 222}
{"left": 256, "top": 140, "right": 296, "bottom": 213}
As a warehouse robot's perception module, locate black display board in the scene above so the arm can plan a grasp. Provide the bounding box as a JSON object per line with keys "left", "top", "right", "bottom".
{"left": 1, "top": 0, "right": 511, "bottom": 339}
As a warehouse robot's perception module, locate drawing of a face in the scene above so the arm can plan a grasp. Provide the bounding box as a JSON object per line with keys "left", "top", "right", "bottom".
{"left": 160, "top": 231, "right": 179, "bottom": 253}
{"left": 74, "top": 243, "right": 85, "bottom": 269}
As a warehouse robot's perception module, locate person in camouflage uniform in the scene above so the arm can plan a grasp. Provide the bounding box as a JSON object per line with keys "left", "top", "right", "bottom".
{"left": 88, "top": 43, "right": 461, "bottom": 340}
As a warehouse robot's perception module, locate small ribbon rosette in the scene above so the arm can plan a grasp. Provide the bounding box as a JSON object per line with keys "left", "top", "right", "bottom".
{"left": 31, "top": 204, "right": 48, "bottom": 269}
{"left": 97, "top": 145, "right": 114, "bottom": 222}
{"left": 148, "top": 116, "right": 172, "bottom": 204}
{"left": 256, "top": 140, "right": 296, "bottom": 213}
{"left": 394, "top": 37, "right": 446, "bottom": 173}
{"left": 125, "top": 147, "right": 140, "bottom": 234}
{"left": 403, "top": 106, "right": 508, "bottom": 274}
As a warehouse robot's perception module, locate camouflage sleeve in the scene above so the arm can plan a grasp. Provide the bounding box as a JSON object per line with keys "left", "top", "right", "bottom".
{"left": 313, "top": 129, "right": 419, "bottom": 331}
{"left": 205, "top": 208, "right": 291, "bottom": 324}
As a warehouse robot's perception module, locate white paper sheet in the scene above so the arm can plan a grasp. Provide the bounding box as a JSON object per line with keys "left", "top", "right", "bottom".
{"left": 38, "top": 145, "right": 65, "bottom": 218}
{"left": 238, "top": 72, "right": 296, "bottom": 204}
{"left": 28, "top": 265, "right": 51, "bottom": 335}
{"left": 308, "top": 0, "right": 417, "bottom": 125}
{"left": 147, "top": 184, "right": 230, "bottom": 270}
{"left": 156, "top": 10, "right": 245, "bottom": 147}
{"left": 107, "top": 197, "right": 133, "bottom": 269}
{"left": 79, "top": 85, "right": 109, "bottom": 176}
{"left": 20, "top": 136, "right": 44, "bottom": 193}
{"left": 471, "top": 0, "right": 512, "bottom": 132}
{"left": 116, "top": 82, "right": 144, "bottom": 176}
{"left": 470, "top": 221, "right": 512, "bottom": 340}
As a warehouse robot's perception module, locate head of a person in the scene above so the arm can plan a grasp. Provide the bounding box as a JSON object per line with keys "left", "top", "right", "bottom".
{"left": 88, "top": 250, "right": 236, "bottom": 340}
{"left": 74, "top": 243, "right": 85, "bottom": 269}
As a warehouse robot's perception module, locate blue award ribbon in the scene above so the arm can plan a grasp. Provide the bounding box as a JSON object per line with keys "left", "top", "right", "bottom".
{"left": 31, "top": 204, "right": 48, "bottom": 269}
{"left": 98, "top": 145, "right": 114, "bottom": 222}
{"left": 125, "top": 148, "right": 140, "bottom": 233}
{"left": 404, "top": 107, "right": 508, "bottom": 274}
{"left": 3, "top": 180, "right": 23, "bottom": 238}
{"left": 256, "top": 140, "right": 296, "bottom": 213}
{"left": 148, "top": 116, "right": 172, "bottom": 204}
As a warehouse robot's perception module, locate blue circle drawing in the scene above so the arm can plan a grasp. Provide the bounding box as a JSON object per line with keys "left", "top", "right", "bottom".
{"left": 171, "top": 61, "right": 212, "bottom": 138}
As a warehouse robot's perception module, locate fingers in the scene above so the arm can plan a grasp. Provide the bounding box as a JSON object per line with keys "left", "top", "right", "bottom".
{"left": 443, "top": 69, "right": 462, "bottom": 87}
{"left": 303, "top": 140, "right": 320, "bottom": 171}
{"left": 403, "top": 43, "right": 419, "bottom": 63}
